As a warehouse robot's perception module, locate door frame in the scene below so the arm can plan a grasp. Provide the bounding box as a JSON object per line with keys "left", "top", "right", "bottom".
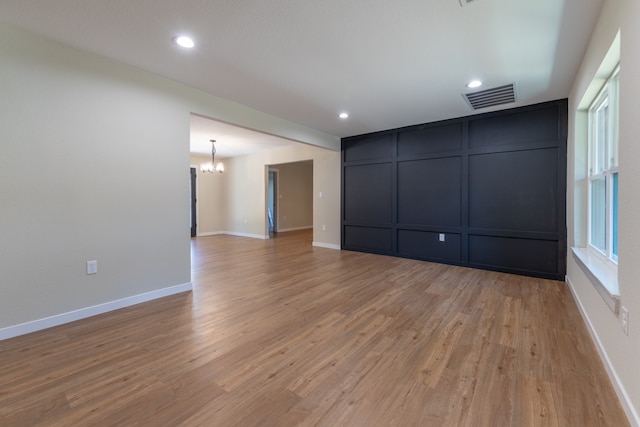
{"left": 268, "top": 168, "right": 279, "bottom": 234}
{"left": 190, "top": 167, "right": 197, "bottom": 237}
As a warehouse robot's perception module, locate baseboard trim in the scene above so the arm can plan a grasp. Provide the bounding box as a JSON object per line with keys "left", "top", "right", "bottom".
{"left": 0, "top": 282, "right": 193, "bottom": 341}
{"left": 196, "top": 231, "right": 271, "bottom": 240}
{"left": 278, "top": 226, "right": 313, "bottom": 232}
{"left": 196, "top": 231, "right": 224, "bottom": 237}
{"left": 224, "top": 231, "right": 269, "bottom": 240}
{"left": 312, "top": 241, "right": 341, "bottom": 250}
{"left": 566, "top": 276, "right": 640, "bottom": 426}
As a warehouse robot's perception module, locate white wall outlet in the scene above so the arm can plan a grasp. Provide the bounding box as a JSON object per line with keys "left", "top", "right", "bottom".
{"left": 86, "top": 260, "right": 98, "bottom": 275}
{"left": 439, "top": 233, "right": 445, "bottom": 242}
{"left": 621, "top": 307, "right": 629, "bottom": 336}
{"left": 319, "top": 191, "right": 323, "bottom": 199}
{"left": 243, "top": 218, "right": 247, "bottom": 224}
{"left": 322, "top": 224, "right": 326, "bottom": 231}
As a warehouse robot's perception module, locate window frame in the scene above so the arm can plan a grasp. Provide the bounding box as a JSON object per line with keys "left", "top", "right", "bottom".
{"left": 587, "top": 65, "right": 620, "bottom": 268}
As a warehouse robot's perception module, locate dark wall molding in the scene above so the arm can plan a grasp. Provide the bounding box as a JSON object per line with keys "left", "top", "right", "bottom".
{"left": 341, "top": 99, "right": 567, "bottom": 280}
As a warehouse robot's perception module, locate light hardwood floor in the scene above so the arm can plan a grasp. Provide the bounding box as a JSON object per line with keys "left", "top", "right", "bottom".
{"left": 0, "top": 230, "right": 629, "bottom": 426}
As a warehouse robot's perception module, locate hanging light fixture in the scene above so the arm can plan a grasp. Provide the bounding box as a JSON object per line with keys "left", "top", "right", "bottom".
{"left": 200, "top": 139, "right": 224, "bottom": 174}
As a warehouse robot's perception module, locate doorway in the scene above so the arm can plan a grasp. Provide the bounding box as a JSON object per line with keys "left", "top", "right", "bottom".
{"left": 268, "top": 169, "right": 278, "bottom": 235}
{"left": 266, "top": 160, "right": 313, "bottom": 239}
{"left": 190, "top": 167, "right": 197, "bottom": 237}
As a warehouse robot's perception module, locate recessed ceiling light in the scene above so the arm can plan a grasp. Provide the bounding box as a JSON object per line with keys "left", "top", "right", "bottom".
{"left": 467, "top": 80, "right": 483, "bottom": 89}
{"left": 338, "top": 112, "right": 349, "bottom": 119}
{"left": 174, "top": 36, "right": 195, "bottom": 49}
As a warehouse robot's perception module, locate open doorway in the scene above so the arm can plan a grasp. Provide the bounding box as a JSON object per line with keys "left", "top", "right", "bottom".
{"left": 266, "top": 160, "right": 313, "bottom": 239}
{"left": 190, "top": 167, "right": 197, "bottom": 237}
{"left": 268, "top": 168, "right": 278, "bottom": 235}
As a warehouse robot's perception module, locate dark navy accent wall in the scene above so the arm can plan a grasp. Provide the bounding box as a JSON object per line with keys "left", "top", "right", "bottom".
{"left": 341, "top": 99, "right": 567, "bottom": 280}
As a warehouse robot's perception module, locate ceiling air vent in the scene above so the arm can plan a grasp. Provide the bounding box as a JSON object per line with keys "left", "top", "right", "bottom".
{"left": 463, "top": 83, "right": 516, "bottom": 110}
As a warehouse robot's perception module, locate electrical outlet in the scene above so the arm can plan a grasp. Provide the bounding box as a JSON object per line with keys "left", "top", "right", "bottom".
{"left": 322, "top": 224, "right": 326, "bottom": 231}
{"left": 86, "top": 260, "right": 98, "bottom": 275}
{"left": 621, "top": 307, "right": 629, "bottom": 336}
{"left": 439, "top": 233, "right": 445, "bottom": 242}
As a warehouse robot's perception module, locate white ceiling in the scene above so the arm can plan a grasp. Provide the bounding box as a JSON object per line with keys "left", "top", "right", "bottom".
{"left": 0, "top": 0, "right": 604, "bottom": 157}
{"left": 190, "top": 114, "right": 299, "bottom": 158}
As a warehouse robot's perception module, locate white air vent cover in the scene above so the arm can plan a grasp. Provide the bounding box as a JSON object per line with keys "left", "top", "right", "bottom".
{"left": 464, "top": 84, "right": 516, "bottom": 110}
{"left": 459, "top": 0, "right": 479, "bottom": 7}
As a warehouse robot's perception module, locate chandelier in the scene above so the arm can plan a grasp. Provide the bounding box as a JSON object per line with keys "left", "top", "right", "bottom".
{"left": 200, "top": 139, "right": 225, "bottom": 174}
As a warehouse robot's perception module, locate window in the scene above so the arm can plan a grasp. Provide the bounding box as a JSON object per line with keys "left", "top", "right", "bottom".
{"left": 572, "top": 34, "right": 620, "bottom": 312}
{"left": 588, "top": 66, "right": 619, "bottom": 265}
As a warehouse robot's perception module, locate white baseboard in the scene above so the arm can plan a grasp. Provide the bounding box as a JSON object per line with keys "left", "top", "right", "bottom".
{"left": 566, "top": 276, "right": 640, "bottom": 426}
{"left": 278, "top": 226, "right": 313, "bottom": 232}
{"left": 196, "top": 231, "right": 224, "bottom": 237}
{"left": 312, "top": 241, "right": 341, "bottom": 250}
{"left": 0, "top": 282, "right": 193, "bottom": 341}
{"left": 224, "top": 231, "right": 269, "bottom": 240}
{"left": 196, "top": 231, "right": 270, "bottom": 240}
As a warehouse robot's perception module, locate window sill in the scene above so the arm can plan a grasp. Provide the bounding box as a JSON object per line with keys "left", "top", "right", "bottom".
{"left": 571, "top": 247, "right": 620, "bottom": 314}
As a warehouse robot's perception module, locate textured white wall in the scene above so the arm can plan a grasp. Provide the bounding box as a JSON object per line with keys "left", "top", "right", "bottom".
{"left": 0, "top": 25, "right": 191, "bottom": 328}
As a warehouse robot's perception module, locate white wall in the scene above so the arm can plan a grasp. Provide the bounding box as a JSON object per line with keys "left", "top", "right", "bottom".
{"left": 273, "top": 161, "right": 313, "bottom": 231}
{"left": 0, "top": 23, "right": 339, "bottom": 336}
{"left": 190, "top": 154, "right": 225, "bottom": 235}
{"left": 567, "top": 0, "right": 640, "bottom": 423}
{"left": 223, "top": 144, "right": 341, "bottom": 246}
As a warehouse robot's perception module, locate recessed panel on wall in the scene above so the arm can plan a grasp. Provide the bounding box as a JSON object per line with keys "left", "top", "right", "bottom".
{"left": 397, "top": 157, "right": 461, "bottom": 226}
{"left": 469, "top": 235, "right": 559, "bottom": 276}
{"left": 468, "top": 106, "right": 559, "bottom": 149}
{"left": 344, "top": 226, "right": 392, "bottom": 252}
{"left": 397, "top": 123, "right": 462, "bottom": 157}
{"left": 342, "top": 99, "right": 567, "bottom": 280}
{"left": 397, "top": 230, "right": 461, "bottom": 261}
{"left": 469, "top": 148, "right": 558, "bottom": 232}
{"left": 344, "top": 163, "right": 392, "bottom": 224}
{"left": 344, "top": 134, "right": 393, "bottom": 162}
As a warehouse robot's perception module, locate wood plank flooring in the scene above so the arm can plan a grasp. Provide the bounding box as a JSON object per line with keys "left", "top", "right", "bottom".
{"left": 0, "top": 230, "right": 629, "bottom": 426}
